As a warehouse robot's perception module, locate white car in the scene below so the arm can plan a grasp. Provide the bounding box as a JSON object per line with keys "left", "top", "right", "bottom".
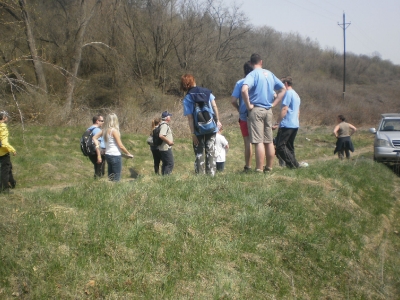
{"left": 369, "top": 113, "right": 400, "bottom": 164}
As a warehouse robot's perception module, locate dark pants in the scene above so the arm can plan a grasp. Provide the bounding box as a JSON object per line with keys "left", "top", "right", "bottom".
{"left": 193, "top": 133, "right": 216, "bottom": 175}
{"left": 160, "top": 148, "right": 174, "bottom": 175}
{"left": 88, "top": 154, "right": 105, "bottom": 178}
{"left": 275, "top": 128, "right": 300, "bottom": 168}
{"left": 216, "top": 162, "right": 225, "bottom": 171}
{"left": 151, "top": 147, "right": 161, "bottom": 174}
{"left": 0, "top": 153, "right": 16, "bottom": 191}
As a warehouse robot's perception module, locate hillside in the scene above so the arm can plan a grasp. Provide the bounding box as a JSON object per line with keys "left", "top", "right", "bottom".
{"left": 0, "top": 125, "right": 399, "bottom": 298}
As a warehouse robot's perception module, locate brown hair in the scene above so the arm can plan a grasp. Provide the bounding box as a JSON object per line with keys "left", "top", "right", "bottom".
{"left": 338, "top": 115, "right": 346, "bottom": 122}
{"left": 180, "top": 74, "right": 196, "bottom": 92}
{"left": 151, "top": 117, "right": 161, "bottom": 132}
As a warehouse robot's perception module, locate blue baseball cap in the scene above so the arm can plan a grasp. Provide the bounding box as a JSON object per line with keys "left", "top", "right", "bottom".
{"left": 161, "top": 111, "right": 172, "bottom": 119}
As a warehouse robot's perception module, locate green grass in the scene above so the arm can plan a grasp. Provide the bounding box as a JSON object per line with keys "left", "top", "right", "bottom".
{"left": 0, "top": 124, "right": 399, "bottom": 299}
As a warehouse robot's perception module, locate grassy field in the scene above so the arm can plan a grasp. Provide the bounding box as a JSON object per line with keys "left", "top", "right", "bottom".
{"left": 0, "top": 124, "right": 399, "bottom": 299}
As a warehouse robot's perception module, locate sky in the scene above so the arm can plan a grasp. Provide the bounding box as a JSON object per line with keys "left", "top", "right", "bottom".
{"left": 224, "top": 0, "right": 400, "bottom": 65}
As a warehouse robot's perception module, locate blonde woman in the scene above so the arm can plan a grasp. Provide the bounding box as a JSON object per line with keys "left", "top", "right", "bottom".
{"left": 93, "top": 113, "right": 133, "bottom": 181}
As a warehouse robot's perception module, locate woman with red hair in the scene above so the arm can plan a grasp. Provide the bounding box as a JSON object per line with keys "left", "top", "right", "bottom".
{"left": 181, "top": 74, "right": 222, "bottom": 176}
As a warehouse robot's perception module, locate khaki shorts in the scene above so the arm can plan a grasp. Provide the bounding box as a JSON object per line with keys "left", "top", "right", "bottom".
{"left": 247, "top": 106, "right": 273, "bottom": 144}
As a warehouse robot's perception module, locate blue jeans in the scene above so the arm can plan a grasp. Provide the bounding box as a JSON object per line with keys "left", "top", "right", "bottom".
{"left": 105, "top": 154, "right": 122, "bottom": 181}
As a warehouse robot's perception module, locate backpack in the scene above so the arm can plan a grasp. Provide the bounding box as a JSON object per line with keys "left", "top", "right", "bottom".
{"left": 188, "top": 86, "right": 217, "bottom": 135}
{"left": 80, "top": 127, "right": 97, "bottom": 156}
{"left": 152, "top": 125, "right": 163, "bottom": 146}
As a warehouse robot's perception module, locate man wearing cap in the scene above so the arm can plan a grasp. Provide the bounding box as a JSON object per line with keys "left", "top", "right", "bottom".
{"left": 241, "top": 53, "right": 286, "bottom": 173}
{"left": 158, "top": 111, "right": 174, "bottom": 175}
{"left": 0, "top": 111, "right": 17, "bottom": 193}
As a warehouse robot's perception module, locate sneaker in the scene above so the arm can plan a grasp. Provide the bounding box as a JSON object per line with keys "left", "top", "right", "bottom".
{"left": 263, "top": 166, "right": 272, "bottom": 173}
{"left": 255, "top": 169, "right": 263, "bottom": 173}
{"left": 299, "top": 162, "right": 309, "bottom": 168}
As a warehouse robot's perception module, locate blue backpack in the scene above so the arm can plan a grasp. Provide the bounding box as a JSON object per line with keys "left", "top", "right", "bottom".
{"left": 188, "top": 87, "right": 217, "bottom": 135}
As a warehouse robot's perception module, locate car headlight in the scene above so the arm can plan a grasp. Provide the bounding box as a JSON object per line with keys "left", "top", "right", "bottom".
{"left": 375, "top": 139, "right": 391, "bottom": 147}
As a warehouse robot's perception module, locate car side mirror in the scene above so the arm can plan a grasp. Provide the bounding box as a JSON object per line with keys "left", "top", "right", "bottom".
{"left": 369, "top": 128, "right": 376, "bottom": 134}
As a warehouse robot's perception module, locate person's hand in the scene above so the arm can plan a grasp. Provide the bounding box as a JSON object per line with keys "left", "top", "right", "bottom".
{"left": 13, "top": 152, "right": 16, "bottom": 156}
{"left": 217, "top": 121, "right": 222, "bottom": 130}
{"left": 168, "top": 142, "right": 174, "bottom": 146}
{"left": 248, "top": 104, "right": 254, "bottom": 111}
{"left": 97, "top": 156, "right": 102, "bottom": 163}
{"left": 192, "top": 134, "right": 199, "bottom": 146}
{"left": 126, "top": 153, "right": 134, "bottom": 159}
{"left": 272, "top": 124, "right": 278, "bottom": 130}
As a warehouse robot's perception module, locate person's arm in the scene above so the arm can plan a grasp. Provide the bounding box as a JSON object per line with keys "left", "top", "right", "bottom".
{"left": 241, "top": 84, "right": 253, "bottom": 111}
{"left": 0, "top": 127, "right": 16, "bottom": 155}
{"left": 349, "top": 124, "right": 357, "bottom": 135}
{"left": 272, "top": 106, "right": 288, "bottom": 130}
{"left": 187, "top": 114, "right": 199, "bottom": 146}
{"left": 231, "top": 96, "right": 239, "bottom": 112}
{"left": 159, "top": 124, "right": 174, "bottom": 146}
{"left": 271, "top": 88, "right": 286, "bottom": 108}
{"left": 211, "top": 99, "right": 222, "bottom": 129}
{"left": 92, "top": 130, "right": 103, "bottom": 162}
{"left": 112, "top": 130, "right": 133, "bottom": 157}
{"left": 333, "top": 125, "right": 340, "bottom": 138}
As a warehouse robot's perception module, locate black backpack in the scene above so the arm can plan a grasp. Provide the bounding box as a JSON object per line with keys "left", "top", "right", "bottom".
{"left": 152, "top": 125, "right": 164, "bottom": 146}
{"left": 80, "top": 128, "right": 97, "bottom": 156}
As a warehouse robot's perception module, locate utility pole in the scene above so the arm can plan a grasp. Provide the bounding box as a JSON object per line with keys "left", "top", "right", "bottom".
{"left": 338, "top": 12, "right": 351, "bottom": 101}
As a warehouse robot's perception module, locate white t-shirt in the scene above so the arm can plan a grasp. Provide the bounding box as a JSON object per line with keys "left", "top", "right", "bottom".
{"left": 215, "top": 133, "right": 228, "bottom": 162}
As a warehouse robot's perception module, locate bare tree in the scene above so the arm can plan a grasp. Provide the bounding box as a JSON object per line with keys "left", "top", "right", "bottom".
{"left": 64, "top": 0, "right": 102, "bottom": 114}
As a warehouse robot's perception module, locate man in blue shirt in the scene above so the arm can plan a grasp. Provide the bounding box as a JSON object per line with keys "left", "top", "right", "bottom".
{"left": 272, "top": 76, "right": 305, "bottom": 168}
{"left": 241, "top": 53, "right": 286, "bottom": 172}
{"left": 87, "top": 114, "right": 106, "bottom": 178}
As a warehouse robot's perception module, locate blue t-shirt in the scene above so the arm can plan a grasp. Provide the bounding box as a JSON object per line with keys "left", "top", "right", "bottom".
{"left": 231, "top": 78, "right": 248, "bottom": 121}
{"left": 243, "top": 69, "right": 284, "bottom": 109}
{"left": 88, "top": 125, "right": 105, "bottom": 149}
{"left": 280, "top": 89, "right": 300, "bottom": 128}
{"left": 183, "top": 90, "right": 218, "bottom": 134}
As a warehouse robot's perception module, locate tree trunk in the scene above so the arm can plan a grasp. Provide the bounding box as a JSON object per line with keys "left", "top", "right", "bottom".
{"left": 19, "top": 0, "right": 47, "bottom": 93}
{"left": 64, "top": 0, "right": 101, "bottom": 114}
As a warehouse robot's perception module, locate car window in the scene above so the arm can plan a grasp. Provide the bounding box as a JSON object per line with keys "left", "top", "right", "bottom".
{"left": 380, "top": 119, "right": 400, "bottom": 131}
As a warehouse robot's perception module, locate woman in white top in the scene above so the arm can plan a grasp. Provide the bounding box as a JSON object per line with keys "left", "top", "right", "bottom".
{"left": 93, "top": 113, "right": 133, "bottom": 181}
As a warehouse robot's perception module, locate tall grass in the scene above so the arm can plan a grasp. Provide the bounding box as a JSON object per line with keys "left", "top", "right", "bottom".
{"left": 0, "top": 125, "right": 399, "bottom": 299}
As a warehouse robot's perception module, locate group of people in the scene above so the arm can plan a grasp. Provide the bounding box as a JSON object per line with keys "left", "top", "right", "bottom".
{"left": 87, "top": 113, "right": 133, "bottom": 182}
{"left": 230, "top": 53, "right": 306, "bottom": 172}
{"left": 88, "top": 52, "right": 357, "bottom": 180}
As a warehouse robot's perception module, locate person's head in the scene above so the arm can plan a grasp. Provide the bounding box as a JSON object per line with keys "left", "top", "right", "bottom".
{"left": 92, "top": 114, "right": 104, "bottom": 127}
{"left": 103, "top": 113, "right": 119, "bottom": 141}
{"left": 0, "top": 111, "right": 9, "bottom": 122}
{"left": 250, "top": 53, "right": 262, "bottom": 67}
{"left": 152, "top": 117, "right": 161, "bottom": 129}
{"left": 243, "top": 61, "right": 253, "bottom": 77}
{"left": 281, "top": 76, "right": 293, "bottom": 87}
{"left": 338, "top": 114, "right": 346, "bottom": 122}
{"left": 161, "top": 111, "right": 172, "bottom": 122}
{"left": 180, "top": 74, "right": 196, "bottom": 92}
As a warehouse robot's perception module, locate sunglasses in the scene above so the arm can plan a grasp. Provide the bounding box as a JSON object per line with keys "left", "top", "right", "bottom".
{"left": 99, "top": 120, "right": 104, "bottom": 122}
